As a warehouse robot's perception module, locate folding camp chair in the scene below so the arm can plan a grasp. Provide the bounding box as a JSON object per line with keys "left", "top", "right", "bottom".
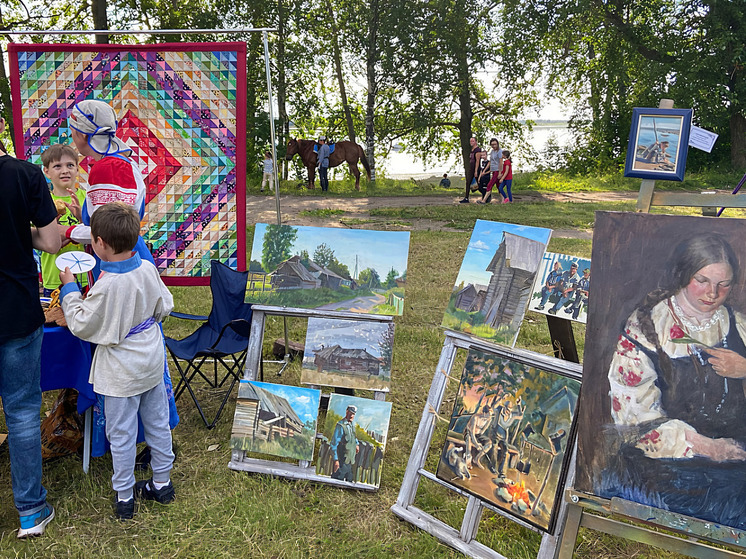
{"left": 164, "top": 261, "right": 253, "bottom": 429}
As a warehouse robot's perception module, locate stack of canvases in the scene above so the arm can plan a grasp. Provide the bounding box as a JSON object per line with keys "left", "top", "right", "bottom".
{"left": 229, "top": 318, "right": 394, "bottom": 489}
{"left": 231, "top": 223, "right": 412, "bottom": 490}
{"left": 436, "top": 219, "right": 583, "bottom": 533}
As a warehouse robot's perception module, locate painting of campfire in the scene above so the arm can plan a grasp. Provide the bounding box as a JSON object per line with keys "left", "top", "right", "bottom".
{"left": 436, "top": 349, "right": 580, "bottom": 532}
{"left": 301, "top": 318, "right": 394, "bottom": 392}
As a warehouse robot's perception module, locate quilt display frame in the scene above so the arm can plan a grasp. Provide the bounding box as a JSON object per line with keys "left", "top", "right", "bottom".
{"left": 8, "top": 42, "right": 247, "bottom": 285}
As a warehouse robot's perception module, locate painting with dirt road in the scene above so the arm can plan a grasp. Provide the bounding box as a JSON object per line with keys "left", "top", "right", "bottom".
{"left": 436, "top": 348, "right": 580, "bottom": 533}
{"left": 246, "top": 224, "right": 410, "bottom": 315}
{"left": 301, "top": 317, "right": 394, "bottom": 391}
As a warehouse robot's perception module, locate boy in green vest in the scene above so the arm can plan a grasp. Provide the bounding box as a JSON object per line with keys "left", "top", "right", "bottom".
{"left": 40, "top": 145, "right": 88, "bottom": 295}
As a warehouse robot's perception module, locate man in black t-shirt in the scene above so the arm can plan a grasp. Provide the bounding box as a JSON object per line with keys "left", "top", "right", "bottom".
{"left": 0, "top": 117, "right": 61, "bottom": 538}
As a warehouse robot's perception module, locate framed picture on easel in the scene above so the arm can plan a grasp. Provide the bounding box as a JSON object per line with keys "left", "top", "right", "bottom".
{"left": 624, "top": 107, "right": 693, "bottom": 182}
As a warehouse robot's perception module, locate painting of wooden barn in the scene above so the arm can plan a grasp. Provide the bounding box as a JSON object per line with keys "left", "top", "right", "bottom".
{"left": 453, "top": 283, "right": 488, "bottom": 313}
{"left": 313, "top": 345, "right": 381, "bottom": 376}
{"left": 306, "top": 261, "right": 355, "bottom": 290}
{"left": 246, "top": 224, "right": 411, "bottom": 316}
{"left": 230, "top": 380, "right": 320, "bottom": 461}
{"left": 442, "top": 220, "right": 552, "bottom": 345}
{"left": 481, "top": 232, "right": 545, "bottom": 332}
{"left": 270, "top": 255, "right": 321, "bottom": 290}
{"left": 301, "top": 318, "right": 394, "bottom": 392}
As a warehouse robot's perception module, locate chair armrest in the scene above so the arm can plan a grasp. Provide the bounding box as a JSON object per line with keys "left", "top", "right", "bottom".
{"left": 211, "top": 319, "right": 251, "bottom": 348}
{"left": 169, "top": 311, "right": 209, "bottom": 321}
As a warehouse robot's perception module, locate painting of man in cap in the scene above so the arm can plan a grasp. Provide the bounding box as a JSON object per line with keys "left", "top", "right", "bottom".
{"left": 331, "top": 405, "right": 359, "bottom": 482}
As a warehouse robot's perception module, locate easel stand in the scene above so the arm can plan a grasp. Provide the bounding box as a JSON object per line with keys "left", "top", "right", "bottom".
{"left": 558, "top": 491, "right": 746, "bottom": 558}
{"left": 559, "top": 98, "right": 746, "bottom": 558}
{"left": 391, "top": 330, "right": 582, "bottom": 558}
{"left": 228, "top": 304, "right": 391, "bottom": 491}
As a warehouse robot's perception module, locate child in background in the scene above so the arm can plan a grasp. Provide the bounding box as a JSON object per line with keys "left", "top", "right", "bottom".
{"left": 498, "top": 150, "right": 513, "bottom": 203}
{"left": 439, "top": 173, "right": 451, "bottom": 188}
{"left": 60, "top": 202, "right": 175, "bottom": 520}
{"left": 40, "top": 145, "right": 88, "bottom": 295}
{"left": 261, "top": 151, "right": 274, "bottom": 192}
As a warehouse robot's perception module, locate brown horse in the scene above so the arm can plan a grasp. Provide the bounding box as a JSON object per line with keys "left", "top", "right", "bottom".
{"left": 286, "top": 138, "right": 371, "bottom": 191}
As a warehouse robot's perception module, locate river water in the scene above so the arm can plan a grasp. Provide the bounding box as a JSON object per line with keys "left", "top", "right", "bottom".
{"left": 382, "top": 125, "right": 571, "bottom": 178}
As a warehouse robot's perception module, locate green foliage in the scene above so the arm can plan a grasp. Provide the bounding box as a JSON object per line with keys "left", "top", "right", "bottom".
{"left": 312, "top": 242, "right": 351, "bottom": 279}
{"left": 261, "top": 224, "right": 298, "bottom": 272}
{"left": 248, "top": 259, "right": 264, "bottom": 272}
{"left": 247, "top": 286, "right": 357, "bottom": 310}
{"left": 358, "top": 267, "right": 382, "bottom": 289}
{"left": 299, "top": 208, "right": 346, "bottom": 218}
{"left": 312, "top": 243, "right": 335, "bottom": 268}
{"left": 384, "top": 267, "right": 399, "bottom": 289}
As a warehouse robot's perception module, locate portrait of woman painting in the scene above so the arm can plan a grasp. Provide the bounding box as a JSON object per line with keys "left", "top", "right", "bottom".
{"left": 575, "top": 212, "right": 746, "bottom": 530}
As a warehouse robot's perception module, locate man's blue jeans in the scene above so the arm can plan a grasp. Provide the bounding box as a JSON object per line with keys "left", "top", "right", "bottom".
{"left": 318, "top": 166, "right": 329, "bottom": 191}
{"left": 0, "top": 326, "right": 48, "bottom": 515}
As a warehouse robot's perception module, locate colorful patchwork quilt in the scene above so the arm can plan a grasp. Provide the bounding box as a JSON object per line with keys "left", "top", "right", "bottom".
{"left": 9, "top": 43, "right": 247, "bottom": 284}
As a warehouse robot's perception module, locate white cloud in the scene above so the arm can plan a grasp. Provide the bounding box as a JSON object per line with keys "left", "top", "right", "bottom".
{"left": 469, "top": 240, "right": 491, "bottom": 251}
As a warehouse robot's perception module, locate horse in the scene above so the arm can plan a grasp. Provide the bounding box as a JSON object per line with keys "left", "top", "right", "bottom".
{"left": 286, "top": 138, "right": 372, "bottom": 191}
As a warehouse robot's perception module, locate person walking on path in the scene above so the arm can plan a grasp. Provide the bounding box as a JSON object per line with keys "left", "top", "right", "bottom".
{"left": 477, "top": 138, "right": 504, "bottom": 204}
{"left": 497, "top": 150, "right": 513, "bottom": 203}
{"left": 0, "top": 116, "right": 61, "bottom": 538}
{"left": 316, "top": 136, "right": 330, "bottom": 192}
{"left": 460, "top": 137, "right": 482, "bottom": 204}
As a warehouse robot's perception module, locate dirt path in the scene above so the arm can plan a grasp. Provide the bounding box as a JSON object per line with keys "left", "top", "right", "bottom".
{"left": 246, "top": 191, "right": 639, "bottom": 238}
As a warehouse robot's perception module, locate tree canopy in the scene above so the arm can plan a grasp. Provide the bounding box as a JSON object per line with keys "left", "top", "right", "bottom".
{"left": 2, "top": 0, "right": 743, "bottom": 173}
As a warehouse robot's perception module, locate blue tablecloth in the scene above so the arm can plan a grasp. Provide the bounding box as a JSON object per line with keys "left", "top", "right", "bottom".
{"left": 40, "top": 325, "right": 96, "bottom": 414}
{"left": 36, "top": 325, "right": 178, "bottom": 459}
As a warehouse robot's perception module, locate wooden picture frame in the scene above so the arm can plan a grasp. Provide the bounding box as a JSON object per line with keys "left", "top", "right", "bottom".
{"left": 435, "top": 346, "right": 581, "bottom": 533}
{"left": 624, "top": 107, "right": 693, "bottom": 182}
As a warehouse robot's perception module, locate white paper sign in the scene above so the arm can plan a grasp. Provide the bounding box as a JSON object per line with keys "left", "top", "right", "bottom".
{"left": 689, "top": 125, "right": 718, "bottom": 153}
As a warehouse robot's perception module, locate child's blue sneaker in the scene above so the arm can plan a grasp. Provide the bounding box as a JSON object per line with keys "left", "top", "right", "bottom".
{"left": 17, "top": 505, "right": 54, "bottom": 539}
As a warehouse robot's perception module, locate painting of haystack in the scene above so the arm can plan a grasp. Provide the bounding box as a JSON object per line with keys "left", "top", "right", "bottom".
{"left": 230, "top": 380, "right": 320, "bottom": 462}
{"left": 436, "top": 349, "right": 580, "bottom": 532}
{"left": 443, "top": 220, "right": 552, "bottom": 345}
{"left": 301, "top": 318, "right": 394, "bottom": 391}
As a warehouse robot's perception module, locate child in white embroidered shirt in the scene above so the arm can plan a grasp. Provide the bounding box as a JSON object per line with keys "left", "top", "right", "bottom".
{"left": 60, "top": 202, "right": 175, "bottom": 520}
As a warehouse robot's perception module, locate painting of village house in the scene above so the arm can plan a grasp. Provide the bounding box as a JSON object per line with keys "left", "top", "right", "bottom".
{"left": 527, "top": 252, "right": 592, "bottom": 324}
{"left": 245, "top": 224, "right": 410, "bottom": 316}
{"left": 316, "top": 394, "right": 392, "bottom": 489}
{"left": 230, "top": 380, "right": 321, "bottom": 462}
{"left": 301, "top": 318, "right": 394, "bottom": 392}
{"left": 436, "top": 349, "right": 580, "bottom": 533}
{"left": 443, "top": 220, "right": 552, "bottom": 345}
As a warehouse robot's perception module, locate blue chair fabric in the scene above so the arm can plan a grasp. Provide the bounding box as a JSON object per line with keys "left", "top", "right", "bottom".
{"left": 164, "top": 261, "right": 253, "bottom": 429}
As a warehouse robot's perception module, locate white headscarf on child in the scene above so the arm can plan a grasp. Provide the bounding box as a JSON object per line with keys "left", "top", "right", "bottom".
{"left": 70, "top": 100, "right": 132, "bottom": 157}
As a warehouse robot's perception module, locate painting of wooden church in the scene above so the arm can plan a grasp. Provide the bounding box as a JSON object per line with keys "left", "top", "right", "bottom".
{"left": 443, "top": 220, "right": 551, "bottom": 345}
{"left": 301, "top": 318, "right": 394, "bottom": 392}
{"left": 230, "top": 380, "right": 320, "bottom": 461}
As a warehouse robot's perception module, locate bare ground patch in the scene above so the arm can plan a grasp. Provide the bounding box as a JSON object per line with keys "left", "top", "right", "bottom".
{"left": 246, "top": 191, "right": 637, "bottom": 237}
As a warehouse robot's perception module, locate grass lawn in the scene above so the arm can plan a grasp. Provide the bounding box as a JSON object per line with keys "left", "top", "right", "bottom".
{"left": 252, "top": 167, "right": 746, "bottom": 198}
{"left": 0, "top": 213, "right": 711, "bottom": 557}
